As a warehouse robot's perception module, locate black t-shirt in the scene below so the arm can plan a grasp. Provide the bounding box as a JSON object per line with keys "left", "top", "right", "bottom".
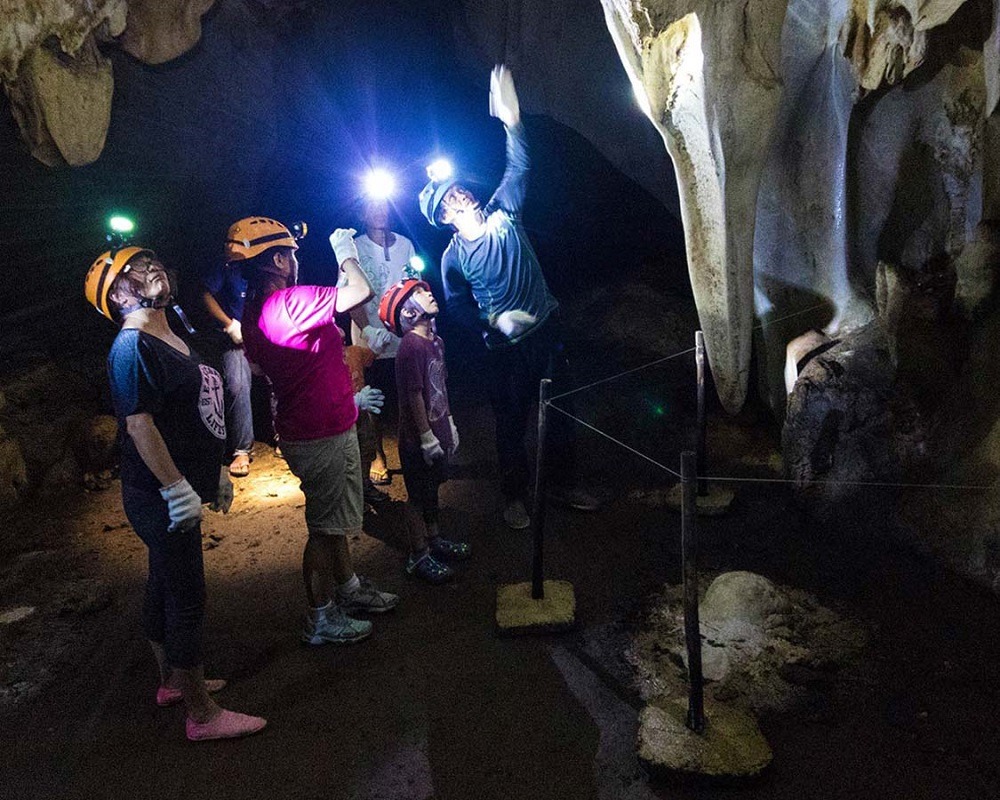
{"left": 108, "top": 329, "right": 226, "bottom": 501}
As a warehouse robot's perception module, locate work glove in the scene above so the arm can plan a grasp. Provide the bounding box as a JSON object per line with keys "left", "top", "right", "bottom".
{"left": 329, "top": 228, "right": 359, "bottom": 266}
{"left": 420, "top": 430, "right": 445, "bottom": 465}
{"left": 355, "top": 385, "right": 385, "bottom": 414}
{"left": 224, "top": 318, "right": 243, "bottom": 346}
{"left": 159, "top": 477, "right": 203, "bottom": 533}
{"left": 448, "top": 416, "right": 459, "bottom": 455}
{"left": 491, "top": 309, "right": 537, "bottom": 339}
{"left": 489, "top": 64, "right": 520, "bottom": 128}
{"left": 210, "top": 466, "right": 233, "bottom": 514}
{"left": 363, "top": 324, "right": 395, "bottom": 355}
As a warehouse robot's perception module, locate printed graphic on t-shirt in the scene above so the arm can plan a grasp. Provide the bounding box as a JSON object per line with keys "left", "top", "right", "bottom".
{"left": 198, "top": 363, "right": 226, "bottom": 439}
{"left": 427, "top": 352, "right": 448, "bottom": 423}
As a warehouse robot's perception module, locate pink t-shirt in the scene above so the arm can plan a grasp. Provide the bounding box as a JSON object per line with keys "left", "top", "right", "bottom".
{"left": 243, "top": 285, "right": 358, "bottom": 441}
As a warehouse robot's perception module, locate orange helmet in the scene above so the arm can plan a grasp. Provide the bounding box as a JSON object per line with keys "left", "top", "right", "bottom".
{"left": 224, "top": 217, "right": 299, "bottom": 263}
{"left": 378, "top": 279, "right": 430, "bottom": 337}
{"left": 84, "top": 246, "right": 155, "bottom": 321}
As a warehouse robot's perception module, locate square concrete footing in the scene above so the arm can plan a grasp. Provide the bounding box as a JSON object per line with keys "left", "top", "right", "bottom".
{"left": 495, "top": 580, "right": 576, "bottom": 635}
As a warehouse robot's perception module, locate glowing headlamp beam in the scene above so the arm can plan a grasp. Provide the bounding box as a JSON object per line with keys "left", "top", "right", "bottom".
{"left": 409, "top": 255, "right": 426, "bottom": 273}
{"left": 363, "top": 168, "right": 396, "bottom": 200}
{"left": 426, "top": 159, "right": 453, "bottom": 183}
{"left": 108, "top": 215, "right": 135, "bottom": 234}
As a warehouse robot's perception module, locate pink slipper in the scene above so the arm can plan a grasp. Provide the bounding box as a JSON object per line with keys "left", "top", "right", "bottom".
{"left": 186, "top": 709, "right": 267, "bottom": 742}
{"left": 156, "top": 679, "right": 227, "bottom": 707}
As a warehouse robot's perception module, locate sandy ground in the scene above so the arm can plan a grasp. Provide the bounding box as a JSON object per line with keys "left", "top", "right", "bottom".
{"left": 2, "top": 356, "right": 1000, "bottom": 800}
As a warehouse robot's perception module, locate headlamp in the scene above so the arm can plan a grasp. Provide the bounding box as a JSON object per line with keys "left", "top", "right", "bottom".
{"left": 404, "top": 255, "right": 426, "bottom": 279}
{"left": 426, "top": 159, "right": 453, "bottom": 183}
{"left": 106, "top": 214, "right": 137, "bottom": 252}
{"left": 289, "top": 220, "right": 308, "bottom": 240}
{"left": 363, "top": 168, "right": 396, "bottom": 200}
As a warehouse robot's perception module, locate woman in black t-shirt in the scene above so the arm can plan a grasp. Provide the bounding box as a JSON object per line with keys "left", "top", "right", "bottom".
{"left": 84, "top": 245, "right": 266, "bottom": 742}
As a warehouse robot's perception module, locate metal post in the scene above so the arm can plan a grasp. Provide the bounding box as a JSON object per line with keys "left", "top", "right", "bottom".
{"left": 530, "top": 378, "right": 552, "bottom": 600}
{"left": 695, "top": 331, "right": 708, "bottom": 497}
{"left": 681, "top": 450, "right": 705, "bottom": 733}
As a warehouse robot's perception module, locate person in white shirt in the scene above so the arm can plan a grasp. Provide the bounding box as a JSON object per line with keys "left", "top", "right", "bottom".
{"left": 349, "top": 198, "right": 416, "bottom": 492}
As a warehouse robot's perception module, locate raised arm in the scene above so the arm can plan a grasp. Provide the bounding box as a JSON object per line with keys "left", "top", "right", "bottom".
{"left": 329, "top": 228, "right": 374, "bottom": 313}
{"left": 486, "top": 65, "right": 529, "bottom": 216}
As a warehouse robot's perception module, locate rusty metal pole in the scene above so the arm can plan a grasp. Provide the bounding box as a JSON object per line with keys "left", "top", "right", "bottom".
{"left": 681, "top": 450, "right": 706, "bottom": 733}
{"left": 695, "top": 331, "right": 708, "bottom": 497}
{"left": 530, "top": 378, "right": 552, "bottom": 600}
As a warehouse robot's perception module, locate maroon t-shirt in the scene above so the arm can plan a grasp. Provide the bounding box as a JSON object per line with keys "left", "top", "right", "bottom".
{"left": 395, "top": 331, "right": 453, "bottom": 454}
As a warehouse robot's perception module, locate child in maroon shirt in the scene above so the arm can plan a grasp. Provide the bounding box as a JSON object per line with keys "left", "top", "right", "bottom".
{"left": 379, "top": 279, "right": 471, "bottom": 583}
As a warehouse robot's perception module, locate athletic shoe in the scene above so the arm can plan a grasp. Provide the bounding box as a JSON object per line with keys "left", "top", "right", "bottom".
{"left": 428, "top": 537, "right": 471, "bottom": 561}
{"left": 338, "top": 577, "right": 399, "bottom": 615}
{"left": 301, "top": 605, "right": 372, "bottom": 645}
{"left": 547, "top": 487, "right": 602, "bottom": 512}
{"left": 406, "top": 551, "right": 454, "bottom": 584}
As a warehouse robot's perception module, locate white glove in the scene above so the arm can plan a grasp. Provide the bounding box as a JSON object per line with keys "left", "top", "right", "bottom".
{"left": 492, "top": 309, "right": 537, "bottom": 338}
{"left": 420, "top": 429, "right": 444, "bottom": 465}
{"left": 355, "top": 385, "right": 385, "bottom": 414}
{"left": 363, "top": 324, "right": 395, "bottom": 355}
{"left": 210, "top": 466, "right": 233, "bottom": 513}
{"left": 448, "top": 416, "right": 459, "bottom": 455}
{"left": 489, "top": 64, "right": 520, "bottom": 128}
{"left": 329, "top": 228, "right": 359, "bottom": 266}
{"left": 159, "top": 477, "right": 203, "bottom": 533}
{"left": 224, "top": 318, "right": 243, "bottom": 346}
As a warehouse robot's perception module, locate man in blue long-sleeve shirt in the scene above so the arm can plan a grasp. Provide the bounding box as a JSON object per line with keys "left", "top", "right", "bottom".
{"left": 418, "top": 65, "right": 598, "bottom": 529}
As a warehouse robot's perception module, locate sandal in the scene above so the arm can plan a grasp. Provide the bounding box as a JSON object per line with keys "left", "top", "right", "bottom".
{"left": 369, "top": 466, "right": 391, "bottom": 486}
{"left": 428, "top": 537, "right": 472, "bottom": 561}
{"left": 405, "top": 551, "right": 453, "bottom": 585}
{"left": 228, "top": 453, "right": 251, "bottom": 478}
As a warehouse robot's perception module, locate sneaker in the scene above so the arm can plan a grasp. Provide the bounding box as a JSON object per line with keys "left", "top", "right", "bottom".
{"left": 301, "top": 605, "right": 372, "bottom": 646}
{"left": 503, "top": 499, "right": 530, "bottom": 530}
{"left": 338, "top": 577, "right": 399, "bottom": 615}
{"left": 363, "top": 479, "right": 389, "bottom": 505}
{"left": 428, "top": 536, "right": 471, "bottom": 561}
{"left": 405, "top": 551, "right": 454, "bottom": 584}
{"left": 547, "top": 487, "right": 601, "bottom": 512}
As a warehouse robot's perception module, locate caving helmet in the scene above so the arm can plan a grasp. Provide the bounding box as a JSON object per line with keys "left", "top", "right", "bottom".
{"left": 224, "top": 217, "right": 301, "bottom": 263}
{"left": 84, "top": 246, "right": 156, "bottom": 322}
{"left": 378, "top": 278, "right": 432, "bottom": 337}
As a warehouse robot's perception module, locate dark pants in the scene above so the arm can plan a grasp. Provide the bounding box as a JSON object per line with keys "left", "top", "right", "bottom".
{"left": 486, "top": 316, "right": 576, "bottom": 501}
{"left": 122, "top": 484, "right": 206, "bottom": 669}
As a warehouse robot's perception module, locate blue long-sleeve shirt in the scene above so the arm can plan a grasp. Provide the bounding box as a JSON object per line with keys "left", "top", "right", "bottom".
{"left": 440, "top": 123, "right": 558, "bottom": 349}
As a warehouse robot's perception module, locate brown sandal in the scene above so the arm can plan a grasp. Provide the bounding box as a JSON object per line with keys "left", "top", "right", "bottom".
{"left": 229, "top": 453, "right": 251, "bottom": 478}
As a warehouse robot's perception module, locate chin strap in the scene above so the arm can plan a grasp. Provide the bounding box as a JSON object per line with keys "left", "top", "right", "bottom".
{"left": 119, "top": 296, "right": 197, "bottom": 334}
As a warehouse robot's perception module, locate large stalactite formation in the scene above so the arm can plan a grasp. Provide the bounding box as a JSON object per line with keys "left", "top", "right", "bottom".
{"left": 3, "top": 0, "right": 1000, "bottom": 591}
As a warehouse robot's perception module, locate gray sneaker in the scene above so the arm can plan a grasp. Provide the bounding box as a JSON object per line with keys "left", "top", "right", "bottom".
{"left": 338, "top": 577, "right": 399, "bottom": 615}
{"left": 503, "top": 499, "right": 530, "bottom": 530}
{"left": 301, "top": 605, "right": 372, "bottom": 646}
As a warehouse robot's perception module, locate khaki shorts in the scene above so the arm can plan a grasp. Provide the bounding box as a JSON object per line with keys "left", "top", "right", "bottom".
{"left": 280, "top": 427, "right": 363, "bottom": 536}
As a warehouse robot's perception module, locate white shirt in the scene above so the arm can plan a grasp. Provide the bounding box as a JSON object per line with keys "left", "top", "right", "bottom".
{"left": 351, "top": 231, "right": 415, "bottom": 360}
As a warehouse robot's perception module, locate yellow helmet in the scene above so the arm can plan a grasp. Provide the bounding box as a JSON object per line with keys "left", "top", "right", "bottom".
{"left": 84, "top": 246, "right": 154, "bottom": 321}
{"left": 224, "top": 217, "right": 299, "bottom": 263}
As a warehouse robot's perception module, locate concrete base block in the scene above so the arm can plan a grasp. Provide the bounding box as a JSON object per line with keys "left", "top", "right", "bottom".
{"left": 664, "top": 484, "right": 735, "bottom": 516}
{"left": 496, "top": 580, "right": 576, "bottom": 635}
{"left": 638, "top": 696, "right": 772, "bottom": 781}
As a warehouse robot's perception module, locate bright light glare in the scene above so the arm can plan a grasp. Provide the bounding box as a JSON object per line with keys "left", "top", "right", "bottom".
{"left": 364, "top": 168, "right": 396, "bottom": 199}
{"left": 426, "top": 159, "right": 453, "bottom": 182}
{"left": 631, "top": 80, "right": 652, "bottom": 119}
{"left": 109, "top": 215, "right": 135, "bottom": 234}
{"left": 409, "top": 255, "right": 426, "bottom": 273}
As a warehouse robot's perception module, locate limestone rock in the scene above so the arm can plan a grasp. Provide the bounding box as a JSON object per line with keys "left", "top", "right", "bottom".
{"left": 119, "top": 0, "right": 216, "bottom": 65}
{"left": 0, "top": 428, "right": 28, "bottom": 512}
{"left": 4, "top": 34, "right": 113, "bottom": 166}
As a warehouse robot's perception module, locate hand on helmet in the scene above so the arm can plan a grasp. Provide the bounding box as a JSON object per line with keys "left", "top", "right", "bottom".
{"left": 489, "top": 64, "right": 520, "bottom": 128}
{"left": 329, "top": 228, "right": 359, "bottom": 266}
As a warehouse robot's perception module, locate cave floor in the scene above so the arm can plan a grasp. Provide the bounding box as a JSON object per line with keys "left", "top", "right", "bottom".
{"left": 2, "top": 357, "right": 1000, "bottom": 800}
